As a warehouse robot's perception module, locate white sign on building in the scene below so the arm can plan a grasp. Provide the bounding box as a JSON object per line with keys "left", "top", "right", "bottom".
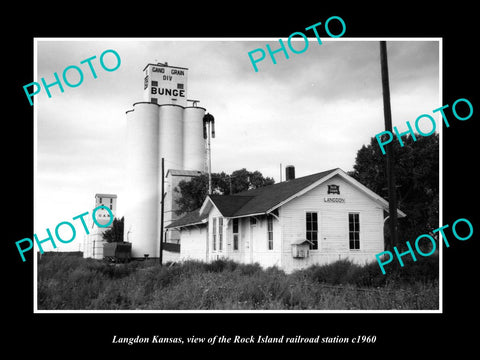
{"left": 143, "top": 63, "right": 188, "bottom": 106}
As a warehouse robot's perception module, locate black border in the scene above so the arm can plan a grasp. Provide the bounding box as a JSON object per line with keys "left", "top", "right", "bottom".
{"left": 7, "top": 4, "right": 478, "bottom": 356}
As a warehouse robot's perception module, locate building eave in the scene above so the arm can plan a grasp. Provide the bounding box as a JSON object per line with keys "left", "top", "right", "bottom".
{"left": 167, "top": 218, "right": 208, "bottom": 230}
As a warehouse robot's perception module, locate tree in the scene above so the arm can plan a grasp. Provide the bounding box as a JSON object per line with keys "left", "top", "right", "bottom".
{"left": 350, "top": 134, "right": 439, "bottom": 246}
{"left": 226, "top": 168, "right": 275, "bottom": 194}
{"left": 249, "top": 170, "right": 276, "bottom": 189}
{"left": 174, "top": 175, "right": 209, "bottom": 216}
{"left": 174, "top": 169, "right": 275, "bottom": 215}
{"left": 102, "top": 217, "right": 124, "bottom": 243}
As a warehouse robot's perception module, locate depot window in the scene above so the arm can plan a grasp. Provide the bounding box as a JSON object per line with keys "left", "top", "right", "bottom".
{"left": 349, "top": 213, "right": 360, "bottom": 250}
{"left": 218, "top": 218, "right": 223, "bottom": 251}
{"left": 267, "top": 215, "right": 274, "bottom": 250}
{"left": 306, "top": 212, "right": 318, "bottom": 250}
{"left": 212, "top": 218, "right": 217, "bottom": 251}
{"left": 233, "top": 218, "right": 239, "bottom": 251}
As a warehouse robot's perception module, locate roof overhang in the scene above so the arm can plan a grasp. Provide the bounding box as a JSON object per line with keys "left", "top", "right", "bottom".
{"left": 166, "top": 217, "right": 208, "bottom": 230}
{"left": 292, "top": 239, "right": 315, "bottom": 246}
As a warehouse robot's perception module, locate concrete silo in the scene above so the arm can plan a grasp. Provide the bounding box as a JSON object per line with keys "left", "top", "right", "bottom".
{"left": 124, "top": 62, "right": 208, "bottom": 259}
{"left": 183, "top": 106, "right": 206, "bottom": 172}
{"left": 159, "top": 104, "right": 184, "bottom": 171}
{"left": 124, "top": 102, "right": 160, "bottom": 258}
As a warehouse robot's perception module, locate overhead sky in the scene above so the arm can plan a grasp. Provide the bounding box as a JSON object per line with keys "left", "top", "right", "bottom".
{"left": 34, "top": 38, "right": 440, "bottom": 251}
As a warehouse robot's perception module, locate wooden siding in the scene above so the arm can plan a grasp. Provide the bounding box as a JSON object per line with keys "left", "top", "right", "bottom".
{"left": 280, "top": 174, "right": 385, "bottom": 272}
{"left": 179, "top": 225, "right": 207, "bottom": 262}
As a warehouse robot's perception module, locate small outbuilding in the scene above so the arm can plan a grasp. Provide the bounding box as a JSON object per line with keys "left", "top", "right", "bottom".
{"left": 166, "top": 168, "right": 405, "bottom": 273}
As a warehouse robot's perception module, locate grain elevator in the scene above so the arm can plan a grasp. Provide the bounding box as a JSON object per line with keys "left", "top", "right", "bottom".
{"left": 83, "top": 193, "right": 117, "bottom": 259}
{"left": 124, "top": 62, "right": 208, "bottom": 258}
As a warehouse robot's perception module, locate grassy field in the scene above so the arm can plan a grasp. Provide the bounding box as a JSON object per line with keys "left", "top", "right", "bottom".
{"left": 37, "top": 254, "right": 439, "bottom": 310}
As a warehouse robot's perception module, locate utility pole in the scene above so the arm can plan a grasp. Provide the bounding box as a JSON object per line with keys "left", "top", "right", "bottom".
{"left": 159, "top": 157, "right": 165, "bottom": 265}
{"left": 379, "top": 41, "right": 399, "bottom": 252}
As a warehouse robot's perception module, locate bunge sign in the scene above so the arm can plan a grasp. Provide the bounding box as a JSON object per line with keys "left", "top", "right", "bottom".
{"left": 143, "top": 63, "right": 188, "bottom": 107}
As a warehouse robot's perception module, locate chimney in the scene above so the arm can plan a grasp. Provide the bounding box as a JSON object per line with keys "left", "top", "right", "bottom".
{"left": 285, "top": 165, "right": 295, "bottom": 181}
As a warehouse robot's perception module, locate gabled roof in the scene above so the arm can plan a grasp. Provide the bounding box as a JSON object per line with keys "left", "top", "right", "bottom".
{"left": 292, "top": 239, "right": 315, "bottom": 246}
{"left": 231, "top": 169, "right": 338, "bottom": 217}
{"left": 207, "top": 195, "right": 255, "bottom": 217}
{"left": 167, "top": 168, "right": 406, "bottom": 229}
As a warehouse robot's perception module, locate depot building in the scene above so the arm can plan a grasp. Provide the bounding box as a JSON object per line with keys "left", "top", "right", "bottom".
{"left": 166, "top": 167, "right": 406, "bottom": 273}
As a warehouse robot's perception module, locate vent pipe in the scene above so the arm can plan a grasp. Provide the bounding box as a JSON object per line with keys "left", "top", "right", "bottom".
{"left": 285, "top": 165, "right": 295, "bottom": 181}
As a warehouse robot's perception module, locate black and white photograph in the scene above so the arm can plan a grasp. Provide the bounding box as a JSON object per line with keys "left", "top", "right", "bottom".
{"left": 33, "top": 38, "right": 440, "bottom": 312}
{"left": 6, "top": 5, "right": 478, "bottom": 355}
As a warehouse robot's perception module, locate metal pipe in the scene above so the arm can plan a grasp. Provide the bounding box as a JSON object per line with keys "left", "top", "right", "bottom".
{"left": 203, "top": 113, "right": 215, "bottom": 194}
{"left": 159, "top": 157, "right": 164, "bottom": 265}
{"left": 207, "top": 121, "right": 212, "bottom": 194}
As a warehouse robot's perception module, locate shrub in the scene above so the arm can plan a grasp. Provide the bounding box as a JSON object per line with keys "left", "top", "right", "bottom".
{"left": 395, "top": 254, "right": 439, "bottom": 283}
{"left": 295, "top": 256, "right": 439, "bottom": 288}
{"left": 204, "top": 258, "right": 239, "bottom": 273}
{"left": 353, "top": 261, "right": 388, "bottom": 287}
{"left": 302, "top": 259, "right": 361, "bottom": 285}
{"left": 235, "top": 262, "right": 262, "bottom": 276}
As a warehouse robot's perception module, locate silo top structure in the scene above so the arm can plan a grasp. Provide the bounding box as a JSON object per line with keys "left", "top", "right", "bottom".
{"left": 94, "top": 193, "right": 117, "bottom": 227}
{"left": 143, "top": 63, "right": 188, "bottom": 106}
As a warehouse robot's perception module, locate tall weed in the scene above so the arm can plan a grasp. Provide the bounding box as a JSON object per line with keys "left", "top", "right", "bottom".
{"left": 37, "top": 254, "right": 439, "bottom": 310}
